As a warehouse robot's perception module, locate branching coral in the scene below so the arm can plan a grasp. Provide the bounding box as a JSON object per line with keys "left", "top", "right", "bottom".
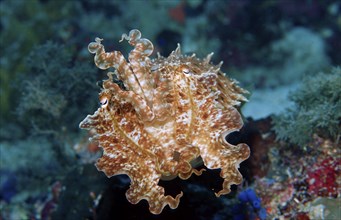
{"left": 80, "top": 29, "right": 250, "bottom": 214}
{"left": 16, "top": 41, "right": 98, "bottom": 135}
{"left": 272, "top": 67, "right": 341, "bottom": 146}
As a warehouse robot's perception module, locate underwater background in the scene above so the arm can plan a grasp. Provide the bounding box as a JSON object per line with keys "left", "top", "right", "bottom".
{"left": 0, "top": 0, "right": 340, "bottom": 219}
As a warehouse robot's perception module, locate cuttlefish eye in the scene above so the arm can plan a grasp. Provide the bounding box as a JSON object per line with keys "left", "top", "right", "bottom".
{"left": 99, "top": 96, "right": 108, "bottom": 108}
{"left": 182, "top": 68, "right": 190, "bottom": 74}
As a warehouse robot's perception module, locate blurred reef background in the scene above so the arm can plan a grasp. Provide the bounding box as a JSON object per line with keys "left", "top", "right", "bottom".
{"left": 0, "top": 0, "right": 340, "bottom": 219}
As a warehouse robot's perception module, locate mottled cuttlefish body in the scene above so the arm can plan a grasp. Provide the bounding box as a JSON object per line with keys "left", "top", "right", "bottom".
{"left": 80, "top": 29, "right": 250, "bottom": 214}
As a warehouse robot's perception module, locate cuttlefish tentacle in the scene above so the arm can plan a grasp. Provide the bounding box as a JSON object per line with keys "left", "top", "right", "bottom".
{"left": 120, "top": 29, "right": 155, "bottom": 107}
{"left": 88, "top": 38, "right": 154, "bottom": 121}
{"left": 102, "top": 72, "right": 154, "bottom": 121}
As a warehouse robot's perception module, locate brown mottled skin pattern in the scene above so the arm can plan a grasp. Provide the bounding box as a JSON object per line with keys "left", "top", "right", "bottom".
{"left": 80, "top": 29, "right": 250, "bottom": 214}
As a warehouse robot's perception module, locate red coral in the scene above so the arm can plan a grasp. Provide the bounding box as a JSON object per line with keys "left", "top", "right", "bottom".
{"left": 306, "top": 157, "right": 340, "bottom": 197}
{"left": 169, "top": 2, "right": 186, "bottom": 24}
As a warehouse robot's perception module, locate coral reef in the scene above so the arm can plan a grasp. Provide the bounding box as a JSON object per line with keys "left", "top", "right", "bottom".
{"left": 15, "top": 41, "right": 98, "bottom": 136}
{"left": 234, "top": 27, "right": 330, "bottom": 88}
{"left": 240, "top": 27, "right": 331, "bottom": 119}
{"left": 1, "top": 41, "right": 98, "bottom": 219}
{"left": 272, "top": 67, "right": 341, "bottom": 146}
{"left": 254, "top": 135, "right": 340, "bottom": 219}
{"left": 50, "top": 165, "right": 109, "bottom": 220}
{"left": 270, "top": 27, "right": 329, "bottom": 83}
{"left": 1, "top": 0, "right": 340, "bottom": 219}
{"left": 306, "top": 156, "right": 340, "bottom": 197}
{"left": 80, "top": 29, "right": 250, "bottom": 214}
{"left": 0, "top": 137, "right": 69, "bottom": 219}
{"left": 233, "top": 188, "right": 267, "bottom": 220}
{"left": 0, "top": 0, "right": 84, "bottom": 123}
